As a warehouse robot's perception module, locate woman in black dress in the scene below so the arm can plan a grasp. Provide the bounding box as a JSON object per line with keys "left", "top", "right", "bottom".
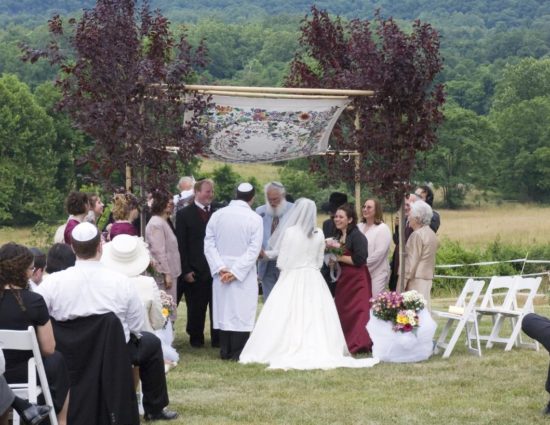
{"left": 0, "top": 243, "right": 70, "bottom": 424}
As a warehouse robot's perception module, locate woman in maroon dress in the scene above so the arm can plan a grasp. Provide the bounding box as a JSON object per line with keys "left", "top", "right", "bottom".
{"left": 108, "top": 192, "right": 139, "bottom": 240}
{"left": 332, "top": 203, "right": 373, "bottom": 354}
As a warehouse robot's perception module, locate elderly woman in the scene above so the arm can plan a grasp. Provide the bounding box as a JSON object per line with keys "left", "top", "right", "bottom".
{"left": 404, "top": 200, "right": 439, "bottom": 307}
{"left": 0, "top": 243, "right": 70, "bottom": 425}
{"left": 146, "top": 190, "right": 181, "bottom": 321}
{"left": 358, "top": 198, "right": 392, "bottom": 297}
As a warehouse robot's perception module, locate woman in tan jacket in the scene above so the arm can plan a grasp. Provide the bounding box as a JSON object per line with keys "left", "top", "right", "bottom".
{"left": 146, "top": 190, "right": 182, "bottom": 321}
{"left": 404, "top": 200, "right": 439, "bottom": 308}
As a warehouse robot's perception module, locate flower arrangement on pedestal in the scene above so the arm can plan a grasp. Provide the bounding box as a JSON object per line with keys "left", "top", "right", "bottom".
{"left": 371, "top": 290, "right": 426, "bottom": 333}
{"left": 367, "top": 290, "right": 436, "bottom": 362}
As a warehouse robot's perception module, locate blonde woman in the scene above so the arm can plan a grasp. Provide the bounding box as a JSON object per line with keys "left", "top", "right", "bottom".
{"left": 109, "top": 193, "right": 139, "bottom": 240}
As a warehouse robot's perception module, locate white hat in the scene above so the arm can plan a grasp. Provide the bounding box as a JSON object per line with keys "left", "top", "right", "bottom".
{"left": 72, "top": 222, "right": 99, "bottom": 242}
{"left": 237, "top": 182, "right": 253, "bottom": 192}
{"left": 101, "top": 235, "right": 150, "bottom": 277}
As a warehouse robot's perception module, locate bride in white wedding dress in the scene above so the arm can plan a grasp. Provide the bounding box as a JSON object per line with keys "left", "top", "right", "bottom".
{"left": 239, "top": 198, "right": 379, "bottom": 370}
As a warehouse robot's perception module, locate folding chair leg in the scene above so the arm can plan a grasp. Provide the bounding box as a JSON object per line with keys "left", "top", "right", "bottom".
{"left": 434, "top": 319, "right": 453, "bottom": 355}
{"left": 443, "top": 321, "right": 468, "bottom": 359}
{"left": 486, "top": 315, "right": 505, "bottom": 349}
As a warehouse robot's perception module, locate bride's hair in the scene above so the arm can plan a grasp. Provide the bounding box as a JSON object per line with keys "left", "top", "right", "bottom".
{"left": 268, "top": 198, "right": 317, "bottom": 252}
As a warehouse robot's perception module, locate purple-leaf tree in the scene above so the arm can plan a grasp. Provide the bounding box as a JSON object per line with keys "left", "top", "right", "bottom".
{"left": 286, "top": 7, "right": 445, "bottom": 208}
{"left": 21, "top": 0, "right": 209, "bottom": 194}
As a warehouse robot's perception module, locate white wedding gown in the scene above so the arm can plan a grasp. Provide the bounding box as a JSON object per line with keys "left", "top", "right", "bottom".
{"left": 239, "top": 225, "right": 379, "bottom": 370}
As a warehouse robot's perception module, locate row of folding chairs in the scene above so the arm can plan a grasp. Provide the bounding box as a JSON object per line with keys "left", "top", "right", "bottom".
{"left": 433, "top": 275, "right": 542, "bottom": 359}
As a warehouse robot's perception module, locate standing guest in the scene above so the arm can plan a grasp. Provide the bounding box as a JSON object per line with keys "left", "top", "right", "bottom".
{"left": 28, "top": 247, "right": 46, "bottom": 291}
{"left": 38, "top": 222, "right": 178, "bottom": 421}
{"left": 358, "top": 199, "right": 392, "bottom": 297}
{"left": 146, "top": 190, "right": 181, "bottom": 321}
{"left": 45, "top": 244, "right": 76, "bottom": 275}
{"left": 320, "top": 192, "right": 348, "bottom": 296}
{"left": 332, "top": 203, "right": 373, "bottom": 354}
{"left": 176, "top": 179, "right": 220, "bottom": 348}
{"left": 415, "top": 185, "right": 441, "bottom": 233}
{"left": 0, "top": 243, "right": 70, "bottom": 425}
{"left": 403, "top": 200, "right": 439, "bottom": 308}
{"left": 521, "top": 313, "right": 550, "bottom": 415}
{"left": 173, "top": 176, "right": 195, "bottom": 215}
{"left": 256, "top": 181, "right": 294, "bottom": 301}
{"left": 63, "top": 191, "right": 89, "bottom": 245}
{"left": 388, "top": 193, "right": 418, "bottom": 291}
{"left": 109, "top": 193, "right": 139, "bottom": 240}
{"left": 1, "top": 348, "right": 51, "bottom": 425}
{"left": 204, "top": 183, "right": 263, "bottom": 360}
{"left": 85, "top": 194, "right": 105, "bottom": 225}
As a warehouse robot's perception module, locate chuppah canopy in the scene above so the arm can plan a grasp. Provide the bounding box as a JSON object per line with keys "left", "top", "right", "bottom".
{"left": 183, "top": 85, "right": 374, "bottom": 163}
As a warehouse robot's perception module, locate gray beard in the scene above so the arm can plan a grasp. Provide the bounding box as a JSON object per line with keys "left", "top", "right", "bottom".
{"left": 265, "top": 199, "right": 287, "bottom": 217}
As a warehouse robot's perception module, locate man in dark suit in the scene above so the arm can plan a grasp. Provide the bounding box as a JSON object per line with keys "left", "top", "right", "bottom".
{"left": 176, "top": 179, "right": 220, "bottom": 348}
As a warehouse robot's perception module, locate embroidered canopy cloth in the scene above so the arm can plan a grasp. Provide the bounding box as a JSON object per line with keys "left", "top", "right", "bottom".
{"left": 202, "top": 95, "right": 350, "bottom": 163}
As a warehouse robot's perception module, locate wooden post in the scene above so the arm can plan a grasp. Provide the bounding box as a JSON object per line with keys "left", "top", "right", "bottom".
{"left": 354, "top": 110, "right": 362, "bottom": 217}
{"left": 397, "top": 199, "right": 406, "bottom": 293}
{"left": 125, "top": 165, "right": 132, "bottom": 191}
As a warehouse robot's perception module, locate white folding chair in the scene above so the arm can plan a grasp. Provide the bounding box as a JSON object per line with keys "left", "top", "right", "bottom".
{"left": 474, "top": 276, "right": 517, "bottom": 345}
{"left": 0, "top": 327, "right": 58, "bottom": 425}
{"left": 485, "top": 276, "right": 542, "bottom": 351}
{"left": 433, "top": 279, "right": 485, "bottom": 359}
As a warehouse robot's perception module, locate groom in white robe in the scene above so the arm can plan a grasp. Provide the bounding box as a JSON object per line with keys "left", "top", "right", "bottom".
{"left": 204, "top": 183, "right": 263, "bottom": 360}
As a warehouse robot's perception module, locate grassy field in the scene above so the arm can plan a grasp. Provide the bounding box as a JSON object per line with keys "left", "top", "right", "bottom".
{"left": 162, "top": 300, "right": 550, "bottom": 425}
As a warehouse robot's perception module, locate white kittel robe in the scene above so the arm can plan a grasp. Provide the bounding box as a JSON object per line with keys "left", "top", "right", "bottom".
{"left": 204, "top": 199, "right": 263, "bottom": 332}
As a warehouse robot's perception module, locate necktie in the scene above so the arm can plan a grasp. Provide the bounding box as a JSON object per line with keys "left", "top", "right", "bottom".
{"left": 204, "top": 205, "right": 209, "bottom": 214}
{"left": 271, "top": 216, "right": 279, "bottom": 234}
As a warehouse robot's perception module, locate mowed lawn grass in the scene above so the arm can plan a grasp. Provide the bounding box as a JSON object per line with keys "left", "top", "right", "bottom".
{"left": 165, "top": 300, "right": 550, "bottom": 425}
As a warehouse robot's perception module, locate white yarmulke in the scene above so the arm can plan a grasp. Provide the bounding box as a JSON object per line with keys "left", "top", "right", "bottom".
{"left": 237, "top": 182, "right": 253, "bottom": 192}
{"left": 72, "top": 222, "right": 99, "bottom": 242}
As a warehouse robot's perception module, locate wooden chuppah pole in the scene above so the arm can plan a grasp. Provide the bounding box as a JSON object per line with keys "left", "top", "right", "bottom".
{"left": 353, "top": 110, "right": 362, "bottom": 218}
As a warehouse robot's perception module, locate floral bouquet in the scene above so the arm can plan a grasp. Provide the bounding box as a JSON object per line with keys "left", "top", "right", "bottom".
{"left": 159, "top": 290, "right": 176, "bottom": 328}
{"left": 324, "top": 238, "right": 343, "bottom": 282}
{"left": 370, "top": 290, "right": 426, "bottom": 333}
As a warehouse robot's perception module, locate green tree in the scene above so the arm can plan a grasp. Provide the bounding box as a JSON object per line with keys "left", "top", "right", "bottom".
{"left": 415, "top": 104, "right": 497, "bottom": 208}
{"left": 492, "top": 57, "right": 550, "bottom": 112}
{"left": 0, "top": 73, "right": 61, "bottom": 224}
{"left": 493, "top": 96, "right": 550, "bottom": 201}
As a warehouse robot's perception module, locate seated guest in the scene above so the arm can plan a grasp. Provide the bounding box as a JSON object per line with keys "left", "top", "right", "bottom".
{"left": 0, "top": 243, "right": 70, "bottom": 425}
{"left": 1, "top": 348, "right": 51, "bottom": 425}
{"left": 109, "top": 193, "right": 139, "bottom": 240}
{"left": 45, "top": 244, "right": 76, "bottom": 275}
{"left": 28, "top": 247, "right": 46, "bottom": 291}
{"left": 37, "top": 223, "right": 178, "bottom": 421}
{"left": 63, "top": 191, "right": 90, "bottom": 245}
{"left": 101, "top": 235, "right": 178, "bottom": 367}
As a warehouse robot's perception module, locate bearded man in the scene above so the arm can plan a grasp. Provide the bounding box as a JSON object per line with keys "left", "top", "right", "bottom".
{"left": 255, "top": 181, "right": 294, "bottom": 301}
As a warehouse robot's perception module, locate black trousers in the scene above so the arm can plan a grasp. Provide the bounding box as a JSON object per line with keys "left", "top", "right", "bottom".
{"left": 219, "top": 330, "right": 250, "bottom": 361}
{"left": 4, "top": 350, "right": 70, "bottom": 413}
{"left": 522, "top": 313, "right": 550, "bottom": 393}
{"left": 182, "top": 277, "right": 219, "bottom": 347}
{"left": 127, "top": 332, "right": 168, "bottom": 415}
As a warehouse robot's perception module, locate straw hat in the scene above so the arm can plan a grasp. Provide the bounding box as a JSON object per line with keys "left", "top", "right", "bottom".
{"left": 101, "top": 234, "right": 150, "bottom": 277}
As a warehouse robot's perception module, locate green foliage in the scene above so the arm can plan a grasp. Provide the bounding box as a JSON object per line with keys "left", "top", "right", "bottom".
{"left": 28, "top": 220, "right": 57, "bottom": 250}
{"left": 0, "top": 73, "right": 62, "bottom": 224}
{"left": 492, "top": 95, "right": 550, "bottom": 201}
{"left": 415, "top": 104, "right": 498, "bottom": 208}
{"left": 434, "top": 237, "right": 549, "bottom": 295}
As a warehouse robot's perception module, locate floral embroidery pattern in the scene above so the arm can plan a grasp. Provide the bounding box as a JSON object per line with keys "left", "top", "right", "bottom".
{"left": 203, "top": 96, "right": 350, "bottom": 163}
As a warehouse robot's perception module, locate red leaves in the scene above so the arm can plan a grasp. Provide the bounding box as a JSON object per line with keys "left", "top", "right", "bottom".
{"left": 23, "top": 0, "right": 209, "bottom": 194}
{"left": 287, "top": 6, "right": 446, "bottom": 208}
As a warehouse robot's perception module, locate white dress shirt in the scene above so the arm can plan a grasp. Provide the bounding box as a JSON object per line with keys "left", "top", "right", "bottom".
{"left": 37, "top": 260, "right": 144, "bottom": 342}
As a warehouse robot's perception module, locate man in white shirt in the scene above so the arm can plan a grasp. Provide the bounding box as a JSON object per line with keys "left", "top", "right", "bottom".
{"left": 37, "top": 222, "right": 178, "bottom": 422}
{"left": 204, "top": 183, "right": 263, "bottom": 360}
